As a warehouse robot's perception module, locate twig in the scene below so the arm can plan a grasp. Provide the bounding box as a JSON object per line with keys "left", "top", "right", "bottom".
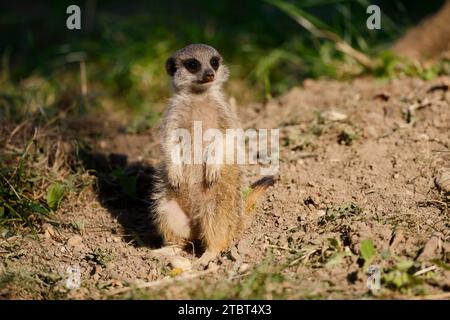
{"left": 269, "top": 0, "right": 372, "bottom": 68}
{"left": 297, "top": 152, "right": 318, "bottom": 159}
{"left": 8, "top": 119, "right": 30, "bottom": 140}
{"left": 107, "top": 266, "right": 218, "bottom": 296}
{"left": 431, "top": 149, "right": 450, "bottom": 153}
{"left": 413, "top": 265, "right": 437, "bottom": 276}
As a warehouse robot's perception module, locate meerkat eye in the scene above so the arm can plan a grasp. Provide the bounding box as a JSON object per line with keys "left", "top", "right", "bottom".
{"left": 210, "top": 57, "right": 220, "bottom": 70}
{"left": 183, "top": 59, "right": 201, "bottom": 74}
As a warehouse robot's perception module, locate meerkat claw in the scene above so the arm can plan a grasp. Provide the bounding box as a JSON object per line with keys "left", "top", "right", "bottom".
{"left": 205, "top": 164, "right": 221, "bottom": 187}
{"left": 168, "top": 167, "right": 183, "bottom": 190}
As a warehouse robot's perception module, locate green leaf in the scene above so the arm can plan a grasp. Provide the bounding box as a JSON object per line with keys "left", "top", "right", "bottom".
{"left": 360, "top": 239, "right": 376, "bottom": 268}
{"left": 395, "top": 259, "right": 414, "bottom": 271}
{"left": 29, "top": 202, "right": 50, "bottom": 215}
{"left": 46, "top": 183, "right": 65, "bottom": 211}
{"left": 327, "top": 238, "right": 341, "bottom": 251}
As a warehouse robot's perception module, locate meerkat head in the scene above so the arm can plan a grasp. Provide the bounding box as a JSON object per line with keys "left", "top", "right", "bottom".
{"left": 165, "top": 44, "right": 229, "bottom": 94}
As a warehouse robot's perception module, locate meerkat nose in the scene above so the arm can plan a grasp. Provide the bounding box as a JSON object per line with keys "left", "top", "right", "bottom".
{"left": 202, "top": 69, "right": 215, "bottom": 82}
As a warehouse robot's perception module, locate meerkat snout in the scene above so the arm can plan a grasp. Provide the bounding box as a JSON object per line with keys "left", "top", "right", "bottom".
{"left": 201, "top": 68, "right": 214, "bottom": 83}
{"left": 165, "top": 43, "right": 229, "bottom": 93}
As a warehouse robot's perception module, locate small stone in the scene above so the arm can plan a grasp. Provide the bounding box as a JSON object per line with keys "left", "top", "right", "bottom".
{"left": 389, "top": 229, "right": 405, "bottom": 254}
{"left": 151, "top": 246, "right": 182, "bottom": 257}
{"left": 417, "top": 236, "right": 441, "bottom": 261}
{"left": 207, "top": 262, "right": 219, "bottom": 271}
{"left": 323, "top": 110, "right": 348, "bottom": 122}
{"left": 238, "top": 263, "right": 250, "bottom": 273}
{"left": 365, "top": 126, "right": 378, "bottom": 139}
{"left": 43, "top": 224, "right": 59, "bottom": 240}
{"left": 67, "top": 235, "right": 83, "bottom": 247}
{"left": 237, "top": 240, "right": 251, "bottom": 256}
{"left": 316, "top": 210, "right": 326, "bottom": 218}
{"left": 417, "top": 133, "right": 429, "bottom": 141}
{"left": 108, "top": 271, "right": 122, "bottom": 280}
{"left": 230, "top": 246, "right": 241, "bottom": 262}
{"left": 435, "top": 170, "right": 450, "bottom": 193}
{"left": 168, "top": 256, "right": 192, "bottom": 271}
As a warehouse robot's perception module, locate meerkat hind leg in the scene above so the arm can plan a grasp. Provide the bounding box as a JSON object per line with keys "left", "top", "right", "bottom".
{"left": 156, "top": 198, "right": 191, "bottom": 246}
{"left": 194, "top": 200, "right": 240, "bottom": 269}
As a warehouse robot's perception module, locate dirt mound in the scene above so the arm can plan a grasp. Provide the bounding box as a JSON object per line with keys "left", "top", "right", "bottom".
{"left": 393, "top": 1, "right": 450, "bottom": 61}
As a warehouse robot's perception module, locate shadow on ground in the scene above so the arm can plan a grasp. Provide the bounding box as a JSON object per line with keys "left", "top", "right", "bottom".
{"left": 80, "top": 149, "right": 163, "bottom": 249}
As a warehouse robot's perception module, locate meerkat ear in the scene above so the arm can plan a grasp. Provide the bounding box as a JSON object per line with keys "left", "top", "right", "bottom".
{"left": 166, "top": 57, "right": 177, "bottom": 76}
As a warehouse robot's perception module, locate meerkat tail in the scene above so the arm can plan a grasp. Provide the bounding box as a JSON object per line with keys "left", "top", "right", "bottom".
{"left": 244, "top": 176, "right": 275, "bottom": 215}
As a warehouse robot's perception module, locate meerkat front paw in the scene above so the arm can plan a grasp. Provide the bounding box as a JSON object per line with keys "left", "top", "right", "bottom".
{"left": 194, "top": 250, "right": 218, "bottom": 270}
{"left": 168, "top": 165, "right": 183, "bottom": 190}
{"left": 205, "top": 164, "right": 221, "bottom": 187}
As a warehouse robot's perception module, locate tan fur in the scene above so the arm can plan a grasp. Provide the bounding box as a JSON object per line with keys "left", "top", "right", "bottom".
{"left": 152, "top": 44, "right": 271, "bottom": 264}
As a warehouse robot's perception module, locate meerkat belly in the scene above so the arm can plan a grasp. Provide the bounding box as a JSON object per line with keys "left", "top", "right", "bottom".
{"left": 183, "top": 103, "right": 221, "bottom": 187}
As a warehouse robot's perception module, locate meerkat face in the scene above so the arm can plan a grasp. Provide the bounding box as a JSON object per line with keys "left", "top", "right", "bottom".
{"left": 166, "top": 44, "right": 229, "bottom": 93}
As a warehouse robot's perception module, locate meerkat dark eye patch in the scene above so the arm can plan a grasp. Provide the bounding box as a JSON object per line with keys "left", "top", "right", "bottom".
{"left": 210, "top": 56, "right": 220, "bottom": 70}
{"left": 183, "top": 59, "right": 201, "bottom": 74}
{"left": 165, "top": 57, "right": 177, "bottom": 76}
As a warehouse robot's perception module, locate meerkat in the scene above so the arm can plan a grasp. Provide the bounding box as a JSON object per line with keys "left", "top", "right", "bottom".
{"left": 152, "top": 44, "right": 272, "bottom": 266}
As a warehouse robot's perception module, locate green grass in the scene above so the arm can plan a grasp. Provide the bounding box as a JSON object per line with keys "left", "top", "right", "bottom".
{"left": 118, "top": 257, "right": 291, "bottom": 300}
{"left": 0, "top": 98, "right": 90, "bottom": 232}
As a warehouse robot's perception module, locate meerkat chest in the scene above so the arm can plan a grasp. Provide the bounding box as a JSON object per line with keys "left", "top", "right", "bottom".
{"left": 188, "top": 100, "right": 220, "bottom": 131}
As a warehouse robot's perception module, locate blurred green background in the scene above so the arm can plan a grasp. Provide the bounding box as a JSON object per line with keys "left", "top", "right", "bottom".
{"left": 0, "top": 0, "right": 447, "bottom": 121}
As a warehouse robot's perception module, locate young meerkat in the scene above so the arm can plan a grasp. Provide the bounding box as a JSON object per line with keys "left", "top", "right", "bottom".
{"left": 152, "top": 44, "right": 272, "bottom": 266}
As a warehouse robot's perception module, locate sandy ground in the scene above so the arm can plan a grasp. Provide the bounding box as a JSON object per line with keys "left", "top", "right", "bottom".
{"left": 1, "top": 77, "right": 449, "bottom": 299}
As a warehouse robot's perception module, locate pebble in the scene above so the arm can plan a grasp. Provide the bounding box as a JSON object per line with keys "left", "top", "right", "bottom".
{"left": 67, "top": 235, "right": 83, "bottom": 247}
{"left": 435, "top": 170, "right": 450, "bottom": 193}
{"left": 230, "top": 246, "right": 241, "bottom": 262}
{"left": 238, "top": 263, "right": 250, "bottom": 273}
{"left": 417, "top": 236, "right": 441, "bottom": 261}
{"left": 168, "top": 256, "right": 192, "bottom": 271}
{"left": 237, "top": 240, "right": 251, "bottom": 256}
{"left": 323, "top": 110, "right": 348, "bottom": 121}
{"left": 316, "top": 209, "right": 326, "bottom": 218}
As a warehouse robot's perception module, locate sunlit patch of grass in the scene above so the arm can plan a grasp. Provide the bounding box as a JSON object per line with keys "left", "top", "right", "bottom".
{"left": 0, "top": 77, "right": 91, "bottom": 233}
{"left": 119, "top": 258, "right": 291, "bottom": 300}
